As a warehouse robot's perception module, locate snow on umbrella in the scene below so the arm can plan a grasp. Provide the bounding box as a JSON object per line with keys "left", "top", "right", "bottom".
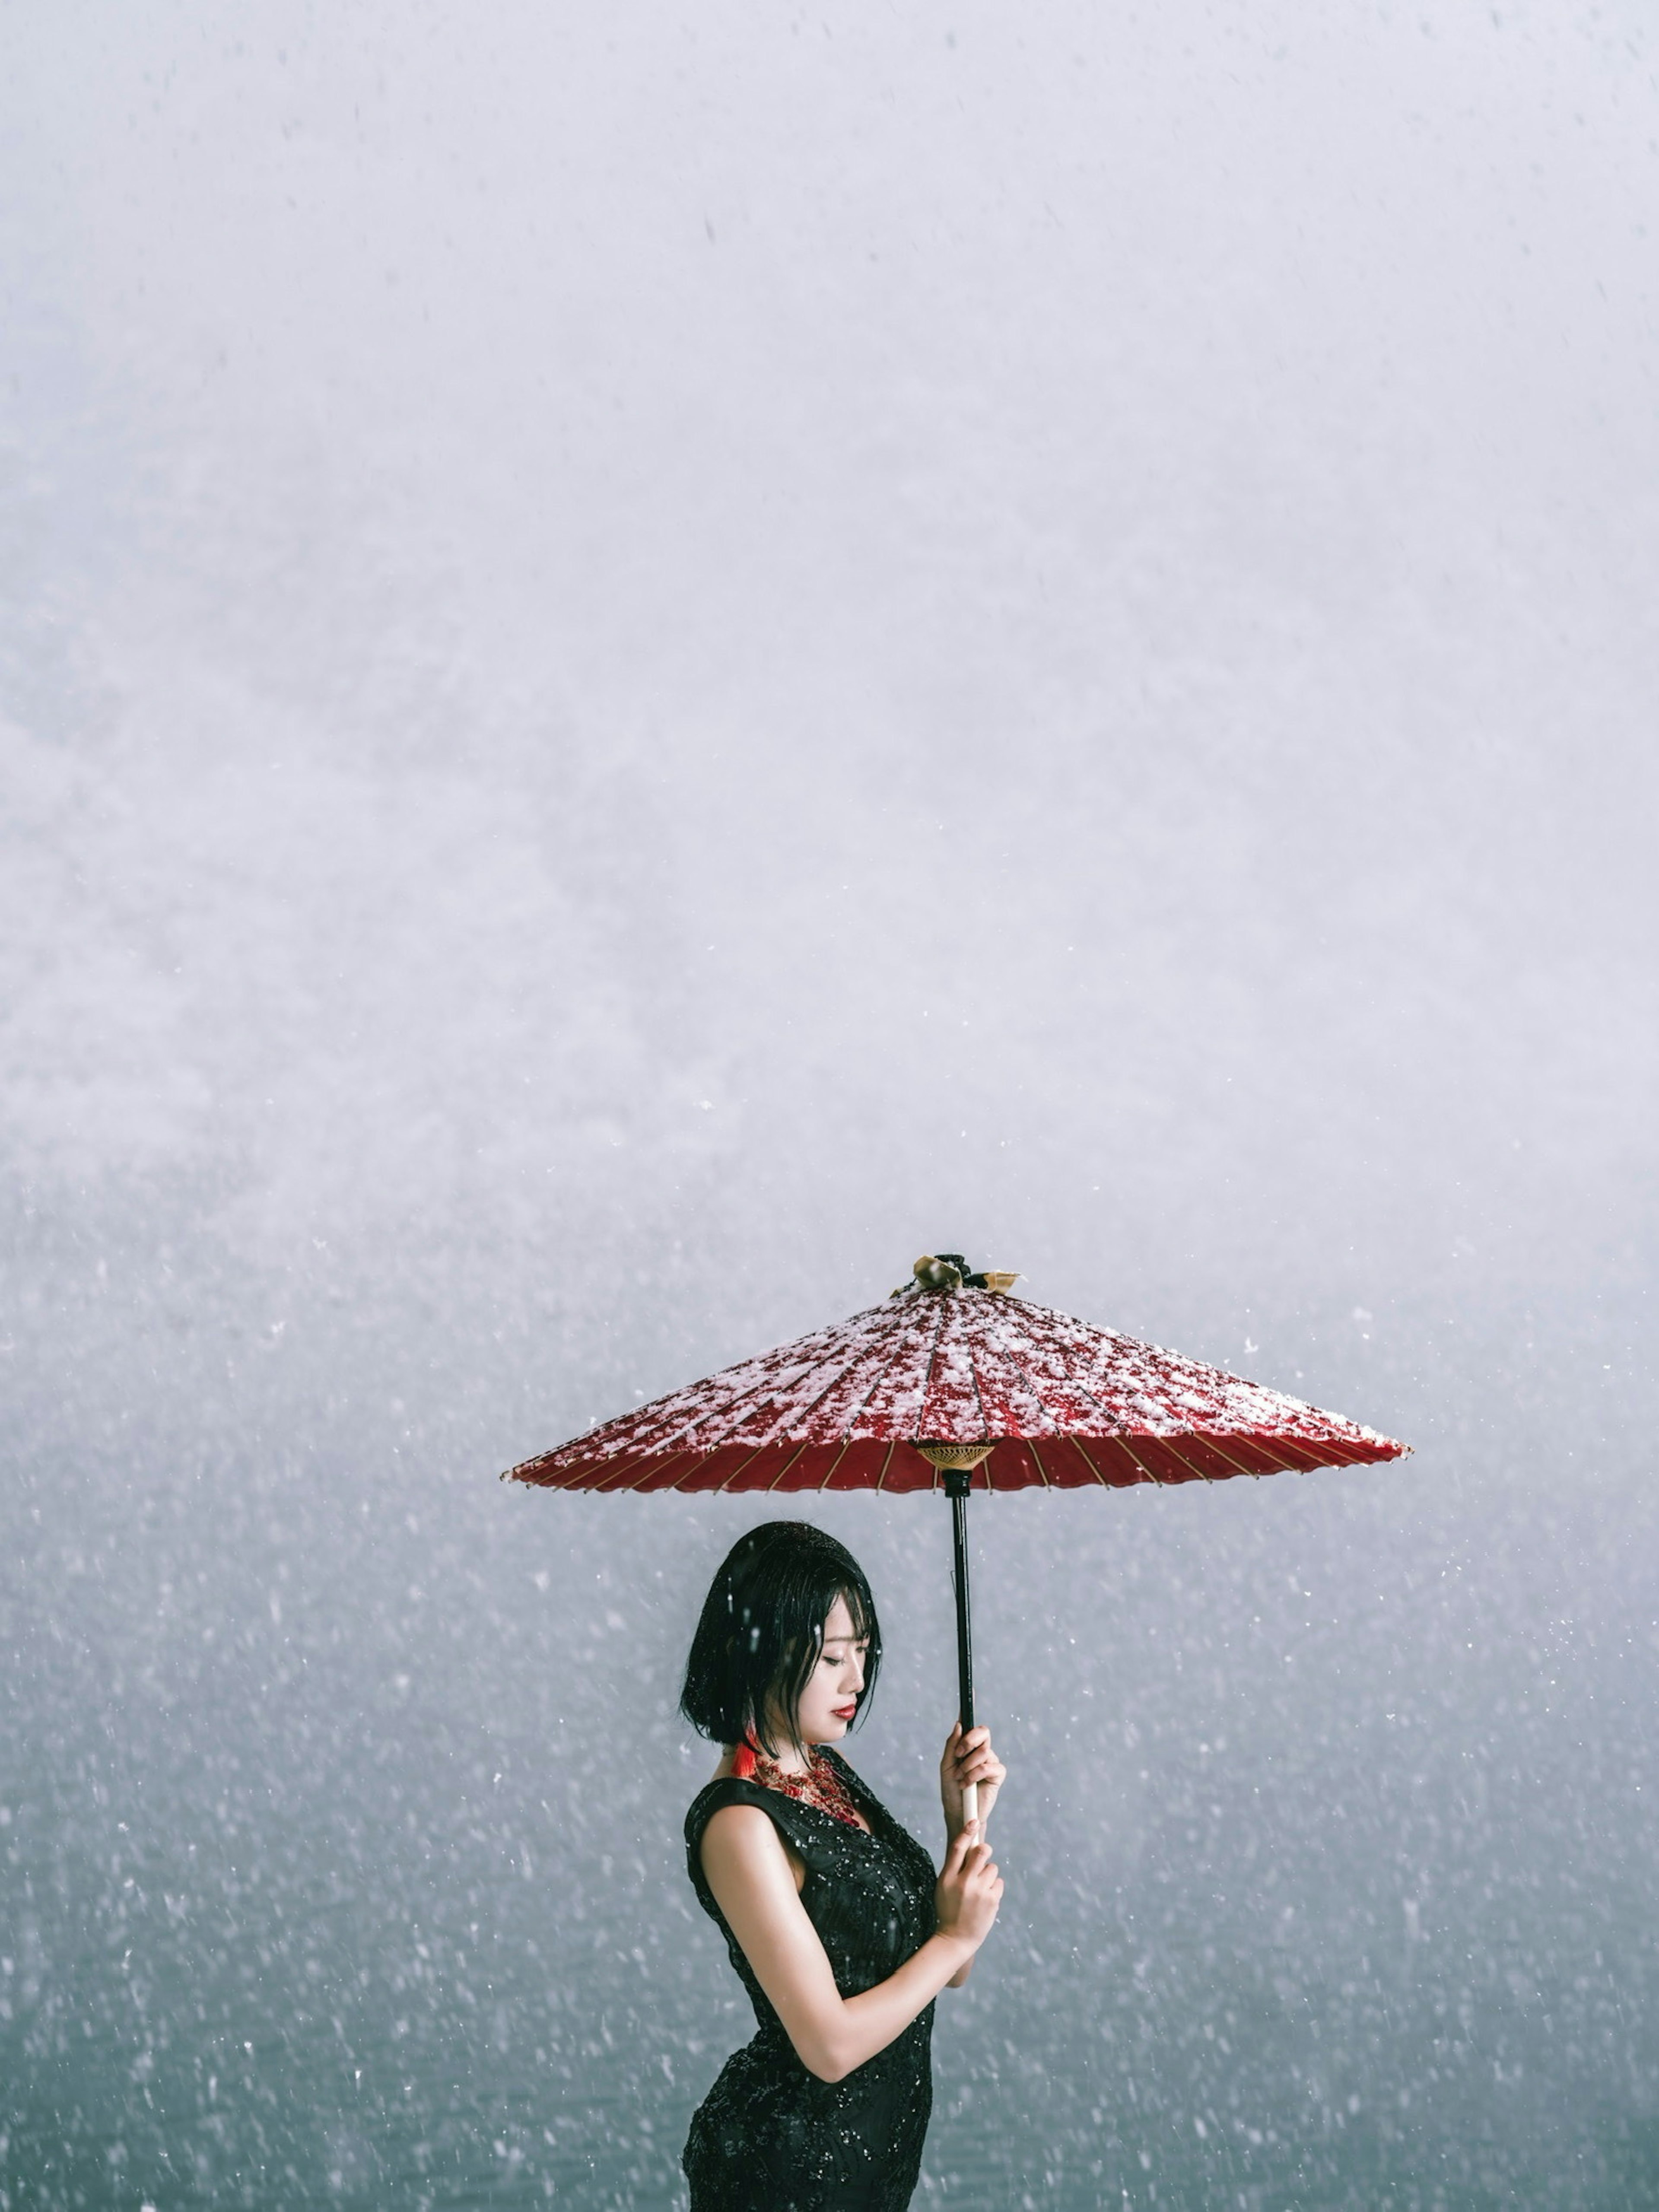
{"left": 502, "top": 1255, "right": 1409, "bottom": 1819}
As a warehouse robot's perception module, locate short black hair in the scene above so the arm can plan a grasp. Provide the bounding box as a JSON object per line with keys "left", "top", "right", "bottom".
{"left": 680, "top": 1521, "right": 882, "bottom": 1757}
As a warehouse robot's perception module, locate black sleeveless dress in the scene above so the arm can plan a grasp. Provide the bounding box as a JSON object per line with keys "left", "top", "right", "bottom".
{"left": 683, "top": 1749, "right": 939, "bottom": 2212}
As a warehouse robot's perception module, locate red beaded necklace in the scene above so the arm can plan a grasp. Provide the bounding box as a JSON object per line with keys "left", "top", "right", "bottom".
{"left": 731, "top": 1742, "right": 869, "bottom": 1832}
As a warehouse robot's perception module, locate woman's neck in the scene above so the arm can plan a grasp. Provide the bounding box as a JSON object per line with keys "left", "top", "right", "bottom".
{"left": 760, "top": 1741, "right": 817, "bottom": 1779}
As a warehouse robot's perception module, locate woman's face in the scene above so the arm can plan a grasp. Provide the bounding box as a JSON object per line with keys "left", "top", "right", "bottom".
{"left": 791, "top": 1592, "right": 870, "bottom": 1748}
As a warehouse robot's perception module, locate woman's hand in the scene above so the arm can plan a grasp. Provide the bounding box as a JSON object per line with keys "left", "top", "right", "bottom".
{"left": 940, "top": 1722, "right": 1006, "bottom": 1838}
{"left": 934, "top": 1819, "right": 1004, "bottom": 1958}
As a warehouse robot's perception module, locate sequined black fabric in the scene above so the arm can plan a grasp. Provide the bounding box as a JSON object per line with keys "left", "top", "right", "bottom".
{"left": 683, "top": 1749, "right": 938, "bottom": 2212}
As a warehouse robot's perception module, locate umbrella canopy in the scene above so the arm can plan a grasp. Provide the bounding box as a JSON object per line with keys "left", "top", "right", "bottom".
{"left": 502, "top": 1273, "right": 1407, "bottom": 1495}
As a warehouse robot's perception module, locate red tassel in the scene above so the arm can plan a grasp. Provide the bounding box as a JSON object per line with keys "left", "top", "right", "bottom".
{"left": 732, "top": 1738, "right": 757, "bottom": 1780}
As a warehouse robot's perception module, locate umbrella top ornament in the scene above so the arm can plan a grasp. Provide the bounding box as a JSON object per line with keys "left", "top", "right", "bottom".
{"left": 501, "top": 1255, "right": 1408, "bottom": 1497}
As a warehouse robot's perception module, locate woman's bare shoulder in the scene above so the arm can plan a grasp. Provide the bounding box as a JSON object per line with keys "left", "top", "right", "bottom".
{"left": 700, "top": 1798, "right": 785, "bottom": 1854}
{"left": 698, "top": 1797, "right": 808, "bottom": 1897}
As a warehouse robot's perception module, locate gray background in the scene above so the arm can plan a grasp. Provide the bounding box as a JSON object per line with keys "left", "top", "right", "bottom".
{"left": 3, "top": 2, "right": 1656, "bottom": 2205}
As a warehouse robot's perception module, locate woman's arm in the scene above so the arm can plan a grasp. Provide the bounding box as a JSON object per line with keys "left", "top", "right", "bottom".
{"left": 700, "top": 1805, "right": 1002, "bottom": 2083}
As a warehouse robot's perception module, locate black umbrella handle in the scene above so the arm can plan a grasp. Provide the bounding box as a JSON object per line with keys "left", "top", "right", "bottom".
{"left": 945, "top": 1469, "right": 979, "bottom": 1827}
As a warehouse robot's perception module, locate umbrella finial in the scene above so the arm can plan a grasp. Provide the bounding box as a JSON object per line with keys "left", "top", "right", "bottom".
{"left": 911, "top": 1255, "right": 1020, "bottom": 1294}
{"left": 913, "top": 1255, "right": 964, "bottom": 1292}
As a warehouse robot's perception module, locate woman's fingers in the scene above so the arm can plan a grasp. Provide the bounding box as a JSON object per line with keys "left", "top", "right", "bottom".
{"left": 945, "top": 1827, "right": 996, "bottom": 1885}
{"left": 952, "top": 1730, "right": 1004, "bottom": 1783}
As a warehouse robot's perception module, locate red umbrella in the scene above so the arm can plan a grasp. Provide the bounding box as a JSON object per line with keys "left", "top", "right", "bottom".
{"left": 503, "top": 1255, "right": 1408, "bottom": 1818}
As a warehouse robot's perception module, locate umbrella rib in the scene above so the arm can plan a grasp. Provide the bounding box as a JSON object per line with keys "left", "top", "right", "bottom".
{"left": 1254, "top": 1433, "right": 1327, "bottom": 1475}
{"left": 762, "top": 1440, "right": 813, "bottom": 1493}
{"left": 1116, "top": 1435, "right": 1164, "bottom": 1486}
{"left": 818, "top": 1439, "right": 854, "bottom": 1491}
{"left": 875, "top": 1440, "right": 896, "bottom": 1494}
{"left": 1205, "top": 1433, "right": 1274, "bottom": 1480}
{"left": 584, "top": 1451, "right": 645, "bottom": 1491}
{"left": 1294, "top": 1436, "right": 1376, "bottom": 1472}
{"left": 1157, "top": 1437, "right": 1215, "bottom": 1483}
{"left": 664, "top": 1450, "right": 726, "bottom": 1493}
{"left": 1071, "top": 1439, "right": 1109, "bottom": 1489}
{"left": 716, "top": 1437, "right": 788, "bottom": 1486}
{"left": 599, "top": 1449, "right": 685, "bottom": 1492}
{"left": 1026, "top": 1440, "right": 1053, "bottom": 1488}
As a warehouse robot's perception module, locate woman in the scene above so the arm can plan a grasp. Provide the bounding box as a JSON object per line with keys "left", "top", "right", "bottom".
{"left": 680, "top": 1520, "right": 1007, "bottom": 2212}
